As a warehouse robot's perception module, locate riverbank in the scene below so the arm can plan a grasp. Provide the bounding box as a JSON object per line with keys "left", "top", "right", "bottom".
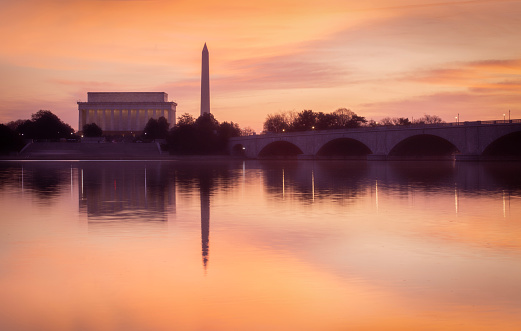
{"left": 1, "top": 141, "right": 241, "bottom": 161}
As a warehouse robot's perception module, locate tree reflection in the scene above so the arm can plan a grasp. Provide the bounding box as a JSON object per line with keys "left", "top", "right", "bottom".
{"left": 257, "top": 160, "right": 521, "bottom": 201}
{"left": 0, "top": 161, "right": 71, "bottom": 201}
{"left": 260, "top": 160, "right": 370, "bottom": 203}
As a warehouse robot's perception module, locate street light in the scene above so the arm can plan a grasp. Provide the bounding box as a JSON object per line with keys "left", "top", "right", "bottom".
{"left": 503, "top": 113, "right": 506, "bottom": 123}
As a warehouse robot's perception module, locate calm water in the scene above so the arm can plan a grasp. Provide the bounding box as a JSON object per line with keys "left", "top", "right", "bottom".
{"left": 1, "top": 160, "right": 521, "bottom": 331}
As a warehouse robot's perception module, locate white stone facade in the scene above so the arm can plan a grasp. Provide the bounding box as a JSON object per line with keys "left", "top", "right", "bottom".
{"left": 78, "top": 92, "right": 176, "bottom": 135}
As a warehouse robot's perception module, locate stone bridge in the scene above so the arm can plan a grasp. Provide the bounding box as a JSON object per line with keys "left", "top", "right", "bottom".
{"left": 229, "top": 120, "right": 521, "bottom": 160}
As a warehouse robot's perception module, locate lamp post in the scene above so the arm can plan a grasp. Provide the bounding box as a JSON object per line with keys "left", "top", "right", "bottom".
{"left": 503, "top": 113, "right": 506, "bottom": 123}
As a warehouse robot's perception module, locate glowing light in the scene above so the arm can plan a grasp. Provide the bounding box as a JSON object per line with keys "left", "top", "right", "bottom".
{"left": 455, "top": 184, "right": 459, "bottom": 214}
{"left": 311, "top": 169, "right": 315, "bottom": 202}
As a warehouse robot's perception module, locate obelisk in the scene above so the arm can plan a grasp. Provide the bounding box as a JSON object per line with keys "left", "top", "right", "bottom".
{"left": 200, "top": 43, "right": 210, "bottom": 115}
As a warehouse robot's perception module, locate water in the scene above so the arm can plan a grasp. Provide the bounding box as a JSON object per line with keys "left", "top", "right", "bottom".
{"left": 1, "top": 160, "right": 520, "bottom": 331}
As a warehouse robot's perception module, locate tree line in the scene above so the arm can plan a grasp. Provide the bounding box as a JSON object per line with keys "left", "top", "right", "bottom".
{"left": 0, "top": 110, "right": 246, "bottom": 155}
{"left": 1, "top": 110, "right": 75, "bottom": 154}
{"left": 262, "top": 109, "right": 444, "bottom": 133}
{"left": 263, "top": 108, "right": 367, "bottom": 133}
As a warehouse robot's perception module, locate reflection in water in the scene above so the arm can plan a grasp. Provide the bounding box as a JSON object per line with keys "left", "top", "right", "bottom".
{"left": 1, "top": 160, "right": 521, "bottom": 331}
{"left": 311, "top": 169, "right": 314, "bottom": 202}
{"left": 78, "top": 162, "right": 171, "bottom": 224}
{"left": 455, "top": 183, "right": 459, "bottom": 214}
{"left": 375, "top": 179, "right": 379, "bottom": 212}
{"left": 200, "top": 172, "right": 211, "bottom": 270}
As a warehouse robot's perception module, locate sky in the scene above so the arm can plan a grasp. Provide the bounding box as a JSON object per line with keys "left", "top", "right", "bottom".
{"left": 1, "top": 0, "right": 520, "bottom": 132}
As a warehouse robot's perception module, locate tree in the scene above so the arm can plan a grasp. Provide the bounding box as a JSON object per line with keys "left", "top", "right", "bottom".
{"left": 143, "top": 116, "right": 169, "bottom": 140}
{"left": 194, "top": 113, "right": 220, "bottom": 153}
{"left": 414, "top": 114, "right": 444, "bottom": 124}
{"left": 379, "top": 117, "right": 412, "bottom": 126}
{"left": 331, "top": 108, "right": 366, "bottom": 128}
{"left": 6, "top": 119, "right": 25, "bottom": 131}
{"left": 366, "top": 119, "right": 379, "bottom": 127}
{"left": 291, "top": 110, "right": 317, "bottom": 131}
{"left": 315, "top": 112, "right": 337, "bottom": 130}
{"left": 16, "top": 110, "right": 74, "bottom": 140}
{"left": 157, "top": 116, "right": 170, "bottom": 137}
{"left": 332, "top": 108, "right": 355, "bottom": 127}
{"left": 379, "top": 117, "right": 394, "bottom": 126}
{"left": 0, "top": 124, "right": 25, "bottom": 154}
{"left": 263, "top": 108, "right": 367, "bottom": 132}
{"left": 395, "top": 117, "right": 412, "bottom": 126}
{"left": 263, "top": 113, "right": 290, "bottom": 133}
{"left": 195, "top": 113, "right": 220, "bottom": 132}
{"left": 167, "top": 113, "right": 243, "bottom": 155}
{"left": 176, "top": 113, "right": 195, "bottom": 127}
{"left": 241, "top": 127, "right": 256, "bottom": 136}
{"left": 217, "top": 121, "right": 241, "bottom": 150}
{"left": 83, "top": 123, "right": 103, "bottom": 137}
{"left": 348, "top": 114, "right": 367, "bottom": 128}
{"left": 167, "top": 122, "right": 198, "bottom": 154}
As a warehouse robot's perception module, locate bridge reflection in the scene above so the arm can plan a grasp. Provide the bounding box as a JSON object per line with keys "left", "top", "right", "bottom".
{"left": 3, "top": 160, "right": 520, "bottom": 271}
{"left": 259, "top": 161, "right": 521, "bottom": 200}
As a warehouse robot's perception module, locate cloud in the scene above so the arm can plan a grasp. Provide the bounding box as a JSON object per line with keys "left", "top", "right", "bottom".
{"left": 361, "top": 90, "right": 521, "bottom": 121}
{"left": 216, "top": 55, "right": 352, "bottom": 91}
{"left": 400, "top": 58, "right": 521, "bottom": 90}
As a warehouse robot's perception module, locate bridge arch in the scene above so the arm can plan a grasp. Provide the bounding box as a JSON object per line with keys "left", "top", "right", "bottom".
{"left": 317, "top": 138, "right": 372, "bottom": 158}
{"left": 258, "top": 141, "right": 304, "bottom": 158}
{"left": 482, "top": 131, "right": 521, "bottom": 157}
{"left": 389, "top": 134, "right": 460, "bottom": 158}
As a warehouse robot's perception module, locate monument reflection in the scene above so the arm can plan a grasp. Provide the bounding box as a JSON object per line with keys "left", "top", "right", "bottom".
{"left": 77, "top": 161, "right": 242, "bottom": 270}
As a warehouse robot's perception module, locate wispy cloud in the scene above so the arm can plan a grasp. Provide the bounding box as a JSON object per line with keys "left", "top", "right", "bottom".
{"left": 361, "top": 91, "right": 521, "bottom": 121}
{"left": 401, "top": 58, "right": 521, "bottom": 89}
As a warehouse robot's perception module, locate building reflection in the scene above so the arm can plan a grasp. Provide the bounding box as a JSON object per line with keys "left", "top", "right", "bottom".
{"left": 79, "top": 162, "right": 172, "bottom": 223}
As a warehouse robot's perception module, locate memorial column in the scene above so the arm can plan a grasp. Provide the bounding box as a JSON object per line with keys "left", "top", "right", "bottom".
{"left": 111, "top": 110, "right": 115, "bottom": 132}
{"left": 168, "top": 109, "right": 173, "bottom": 125}
{"left": 127, "top": 109, "right": 132, "bottom": 131}
{"left": 119, "top": 110, "right": 123, "bottom": 132}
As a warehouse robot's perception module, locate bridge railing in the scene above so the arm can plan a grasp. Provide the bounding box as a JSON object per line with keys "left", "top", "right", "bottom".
{"left": 247, "top": 118, "right": 521, "bottom": 137}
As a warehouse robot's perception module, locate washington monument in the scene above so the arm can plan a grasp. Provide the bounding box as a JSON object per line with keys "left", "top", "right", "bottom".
{"left": 200, "top": 43, "right": 210, "bottom": 115}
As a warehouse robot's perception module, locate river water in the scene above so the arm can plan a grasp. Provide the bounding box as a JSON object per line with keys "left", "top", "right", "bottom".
{"left": 0, "top": 160, "right": 520, "bottom": 331}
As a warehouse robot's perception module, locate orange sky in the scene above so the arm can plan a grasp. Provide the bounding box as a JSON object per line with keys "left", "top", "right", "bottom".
{"left": 1, "top": 0, "right": 520, "bottom": 131}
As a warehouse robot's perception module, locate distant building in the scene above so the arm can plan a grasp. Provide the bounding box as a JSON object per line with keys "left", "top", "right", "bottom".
{"left": 200, "top": 43, "right": 210, "bottom": 116}
{"left": 78, "top": 92, "right": 177, "bottom": 135}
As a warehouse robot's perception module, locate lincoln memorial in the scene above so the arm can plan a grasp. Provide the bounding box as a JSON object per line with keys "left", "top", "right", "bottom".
{"left": 78, "top": 92, "right": 177, "bottom": 135}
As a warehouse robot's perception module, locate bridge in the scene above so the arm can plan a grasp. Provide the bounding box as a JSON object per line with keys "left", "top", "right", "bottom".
{"left": 229, "top": 120, "right": 521, "bottom": 160}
